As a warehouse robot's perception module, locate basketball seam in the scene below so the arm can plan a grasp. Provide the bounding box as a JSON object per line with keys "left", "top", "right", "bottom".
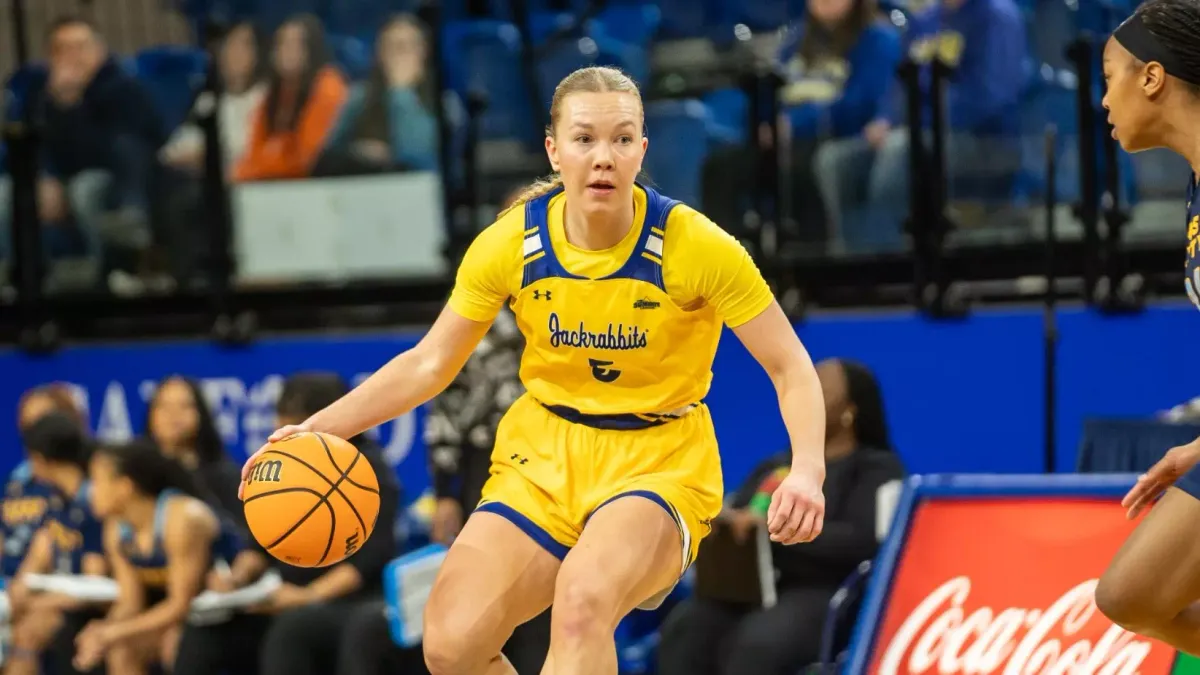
{"left": 243, "top": 486, "right": 324, "bottom": 504}
{"left": 314, "top": 453, "right": 361, "bottom": 565}
{"left": 257, "top": 450, "right": 362, "bottom": 553}
{"left": 316, "top": 433, "right": 380, "bottom": 494}
{"left": 259, "top": 448, "right": 368, "bottom": 534}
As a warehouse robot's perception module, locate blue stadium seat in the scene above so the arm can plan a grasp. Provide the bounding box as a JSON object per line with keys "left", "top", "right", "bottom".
{"left": 4, "top": 63, "right": 47, "bottom": 124}
{"left": 1015, "top": 64, "right": 1081, "bottom": 205}
{"left": 328, "top": 34, "right": 373, "bottom": 80}
{"left": 440, "top": 20, "right": 539, "bottom": 144}
{"left": 528, "top": 12, "right": 650, "bottom": 104}
{"left": 132, "top": 47, "right": 209, "bottom": 134}
{"left": 586, "top": 3, "right": 662, "bottom": 48}
{"left": 643, "top": 99, "right": 711, "bottom": 206}
{"left": 324, "top": 0, "right": 387, "bottom": 38}
{"left": 654, "top": 0, "right": 714, "bottom": 39}
{"left": 723, "top": 0, "right": 799, "bottom": 32}
{"left": 702, "top": 87, "right": 749, "bottom": 146}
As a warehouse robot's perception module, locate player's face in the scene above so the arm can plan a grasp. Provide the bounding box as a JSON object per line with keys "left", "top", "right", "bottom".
{"left": 149, "top": 378, "right": 200, "bottom": 451}
{"left": 1102, "top": 37, "right": 1166, "bottom": 153}
{"left": 547, "top": 92, "right": 647, "bottom": 213}
{"left": 815, "top": 359, "right": 852, "bottom": 443}
{"left": 87, "top": 454, "right": 128, "bottom": 519}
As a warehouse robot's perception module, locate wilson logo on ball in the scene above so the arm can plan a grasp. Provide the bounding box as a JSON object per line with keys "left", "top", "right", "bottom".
{"left": 249, "top": 459, "right": 283, "bottom": 483}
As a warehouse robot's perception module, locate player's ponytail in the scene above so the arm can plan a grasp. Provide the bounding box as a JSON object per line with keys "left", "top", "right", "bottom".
{"left": 499, "top": 174, "right": 564, "bottom": 217}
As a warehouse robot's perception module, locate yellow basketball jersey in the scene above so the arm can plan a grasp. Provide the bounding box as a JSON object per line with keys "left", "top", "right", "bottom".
{"left": 510, "top": 184, "right": 723, "bottom": 420}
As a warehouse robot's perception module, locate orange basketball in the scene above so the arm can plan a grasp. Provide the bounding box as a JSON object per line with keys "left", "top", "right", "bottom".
{"left": 242, "top": 431, "right": 380, "bottom": 568}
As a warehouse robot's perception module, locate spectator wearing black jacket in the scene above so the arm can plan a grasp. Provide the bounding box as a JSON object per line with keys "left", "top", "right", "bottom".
{"left": 172, "top": 372, "right": 401, "bottom": 675}
{"left": 657, "top": 359, "right": 906, "bottom": 675}
{"left": 337, "top": 308, "right": 551, "bottom": 675}
{"left": 0, "top": 15, "right": 165, "bottom": 278}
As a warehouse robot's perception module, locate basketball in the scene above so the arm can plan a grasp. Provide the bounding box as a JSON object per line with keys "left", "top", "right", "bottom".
{"left": 242, "top": 431, "right": 381, "bottom": 568}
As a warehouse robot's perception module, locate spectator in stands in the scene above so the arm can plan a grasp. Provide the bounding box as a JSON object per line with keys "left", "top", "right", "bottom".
{"left": 6, "top": 412, "right": 106, "bottom": 675}
{"left": 315, "top": 15, "right": 438, "bottom": 176}
{"left": 235, "top": 14, "right": 349, "bottom": 181}
{"left": 144, "top": 376, "right": 243, "bottom": 522}
{"left": 161, "top": 20, "right": 267, "bottom": 175}
{"left": 0, "top": 16, "right": 166, "bottom": 274}
{"left": 701, "top": 0, "right": 901, "bottom": 247}
{"left": 3, "top": 384, "right": 87, "bottom": 581}
{"left": 814, "top": 0, "right": 1026, "bottom": 252}
{"left": 657, "top": 359, "right": 905, "bottom": 675}
{"left": 172, "top": 372, "right": 400, "bottom": 675}
{"left": 337, "top": 307, "right": 551, "bottom": 675}
{"left": 73, "top": 439, "right": 254, "bottom": 674}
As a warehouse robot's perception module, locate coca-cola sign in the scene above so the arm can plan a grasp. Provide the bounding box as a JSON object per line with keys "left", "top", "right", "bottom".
{"left": 864, "top": 498, "right": 1180, "bottom": 674}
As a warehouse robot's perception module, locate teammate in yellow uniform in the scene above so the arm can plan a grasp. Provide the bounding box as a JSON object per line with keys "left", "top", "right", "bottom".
{"left": 240, "top": 66, "right": 829, "bottom": 675}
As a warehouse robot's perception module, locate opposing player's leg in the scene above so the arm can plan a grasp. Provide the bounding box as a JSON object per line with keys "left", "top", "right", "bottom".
{"left": 1096, "top": 487, "right": 1200, "bottom": 655}
{"left": 423, "top": 511, "right": 561, "bottom": 675}
{"left": 542, "top": 495, "right": 684, "bottom": 675}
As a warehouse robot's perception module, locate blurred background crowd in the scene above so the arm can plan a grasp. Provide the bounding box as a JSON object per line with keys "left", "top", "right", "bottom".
{"left": 0, "top": 0, "right": 1195, "bottom": 672}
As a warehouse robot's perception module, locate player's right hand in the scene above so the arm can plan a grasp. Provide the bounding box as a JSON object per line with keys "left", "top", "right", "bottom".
{"left": 1122, "top": 440, "right": 1200, "bottom": 519}
{"left": 238, "top": 424, "right": 311, "bottom": 500}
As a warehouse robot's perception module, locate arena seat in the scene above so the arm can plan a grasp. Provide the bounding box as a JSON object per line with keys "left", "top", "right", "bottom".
{"left": 440, "top": 20, "right": 539, "bottom": 145}
{"left": 702, "top": 87, "right": 749, "bottom": 146}
{"left": 132, "top": 47, "right": 209, "bottom": 134}
{"left": 528, "top": 12, "right": 651, "bottom": 107}
{"left": 586, "top": 2, "right": 663, "bottom": 48}
{"left": 642, "top": 99, "right": 712, "bottom": 207}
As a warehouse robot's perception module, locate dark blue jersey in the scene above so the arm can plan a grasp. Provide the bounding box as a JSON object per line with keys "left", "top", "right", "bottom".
{"left": 1, "top": 462, "right": 59, "bottom": 578}
{"left": 118, "top": 490, "right": 246, "bottom": 592}
{"left": 44, "top": 481, "right": 104, "bottom": 574}
{"left": 1185, "top": 175, "right": 1200, "bottom": 310}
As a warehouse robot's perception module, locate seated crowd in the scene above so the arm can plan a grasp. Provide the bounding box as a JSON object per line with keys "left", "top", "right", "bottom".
{"left": 0, "top": 11, "right": 439, "bottom": 294}
{"left": 0, "top": 330, "right": 904, "bottom": 674}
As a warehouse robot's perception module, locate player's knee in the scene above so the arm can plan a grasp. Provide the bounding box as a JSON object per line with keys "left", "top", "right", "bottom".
{"left": 423, "top": 601, "right": 488, "bottom": 674}
{"left": 552, "top": 571, "right": 618, "bottom": 639}
{"left": 1095, "top": 573, "right": 1156, "bottom": 631}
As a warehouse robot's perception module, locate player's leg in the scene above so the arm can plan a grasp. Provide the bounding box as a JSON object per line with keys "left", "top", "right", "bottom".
{"left": 542, "top": 495, "right": 684, "bottom": 675}
{"left": 4, "top": 604, "right": 64, "bottom": 675}
{"left": 1096, "top": 486, "right": 1200, "bottom": 654}
{"left": 423, "top": 511, "right": 561, "bottom": 675}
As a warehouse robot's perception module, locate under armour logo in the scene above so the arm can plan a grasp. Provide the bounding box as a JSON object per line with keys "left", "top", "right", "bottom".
{"left": 509, "top": 453, "right": 528, "bottom": 465}
{"left": 533, "top": 290, "right": 551, "bottom": 300}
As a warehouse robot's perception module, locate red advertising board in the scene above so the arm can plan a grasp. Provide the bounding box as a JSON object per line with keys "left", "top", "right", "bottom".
{"left": 865, "top": 498, "right": 1179, "bottom": 674}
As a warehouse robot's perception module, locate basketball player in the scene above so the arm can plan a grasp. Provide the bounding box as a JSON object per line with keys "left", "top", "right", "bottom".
{"left": 1092, "top": 0, "right": 1200, "bottom": 655}
{"left": 5, "top": 411, "right": 105, "bottom": 675}
{"left": 241, "top": 66, "right": 829, "bottom": 675}
{"left": 73, "top": 440, "right": 260, "bottom": 674}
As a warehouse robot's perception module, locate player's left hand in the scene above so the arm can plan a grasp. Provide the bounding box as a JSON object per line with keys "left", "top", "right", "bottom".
{"left": 767, "top": 462, "right": 826, "bottom": 544}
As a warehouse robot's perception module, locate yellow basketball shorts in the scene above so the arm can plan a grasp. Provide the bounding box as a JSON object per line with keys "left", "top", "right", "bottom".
{"left": 476, "top": 393, "right": 724, "bottom": 574}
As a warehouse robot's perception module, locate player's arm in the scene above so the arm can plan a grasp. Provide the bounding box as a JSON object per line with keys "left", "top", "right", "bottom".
{"left": 732, "top": 304, "right": 826, "bottom": 475}
{"left": 680, "top": 211, "right": 826, "bottom": 544}
{"left": 8, "top": 526, "right": 54, "bottom": 613}
{"left": 102, "top": 520, "right": 144, "bottom": 621}
{"left": 104, "top": 501, "right": 215, "bottom": 643}
{"left": 296, "top": 221, "right": 517, "bottom": 441}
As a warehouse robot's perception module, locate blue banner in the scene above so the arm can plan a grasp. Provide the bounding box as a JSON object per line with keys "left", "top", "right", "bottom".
{"left": 0, "top": 334, "right": 425, "bottom": 501}
{"left": 0, "top": 301, "right": 1196, "bottom": 501}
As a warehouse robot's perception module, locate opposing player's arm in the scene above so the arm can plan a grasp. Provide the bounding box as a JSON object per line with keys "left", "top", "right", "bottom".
{"left": 304, "top": 219, "right": 518, "bottom": 440}
{"left": 104, "top": 499, "right": 216, "bottom": 643}
{"left": 677, "top": 210, "right": 826, "bottom": 472}
{"left": 102, "top": 520, "right": 145, "bottom": 621}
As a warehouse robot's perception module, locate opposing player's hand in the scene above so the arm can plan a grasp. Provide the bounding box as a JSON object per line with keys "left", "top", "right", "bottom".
{"left": 767, "top": 463, "right": 825, "bottom": 544}
{"left": 239, "top": 424, "right": 311, "bottom": 500}
{"left": 1122, "top": 440, "right": 1200, "bottom": 519}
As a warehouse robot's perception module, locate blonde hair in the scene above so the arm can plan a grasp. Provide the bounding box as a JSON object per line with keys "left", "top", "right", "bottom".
{"left": 500, "top": 66, "right": 643, "bottom": 217}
